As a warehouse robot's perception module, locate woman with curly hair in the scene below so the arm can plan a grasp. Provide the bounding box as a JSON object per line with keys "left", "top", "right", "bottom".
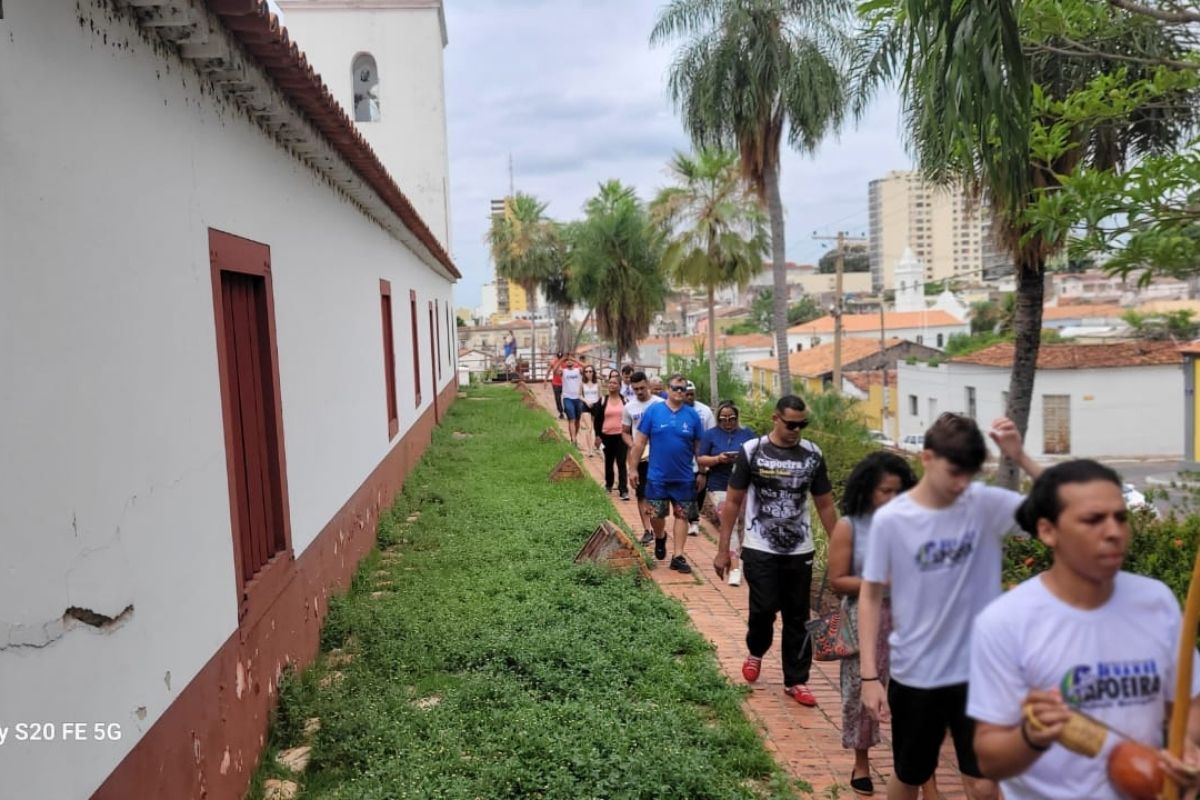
{"left": 827, "top": 451, "right": 937, "bottom": 798}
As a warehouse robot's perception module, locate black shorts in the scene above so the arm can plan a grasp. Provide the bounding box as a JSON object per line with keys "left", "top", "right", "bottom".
{"left": 635, "top": 461, "right": 649, "bottom": 500}
{"left": 887, "top": 679, "right": 982, "bottom": 785}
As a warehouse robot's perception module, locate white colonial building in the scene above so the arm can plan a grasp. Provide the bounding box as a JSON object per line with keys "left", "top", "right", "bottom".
{"left": 1, "top": 2, "right": 456, "bottom": 798}
{"left": 897, "top": 342, "right": 1183, "bottom": 458}
{"left": 787, "top": 310, "right": 968, "bottom": 353}
{"left": 636, "top": 334, "right": 775, "bottom": 379}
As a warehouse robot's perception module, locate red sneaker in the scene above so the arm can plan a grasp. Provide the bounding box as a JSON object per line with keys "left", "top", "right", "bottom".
{"left": 741, "top": 656, "right": 762, "bottom": 683}
{"left": 784, "top": 684, "right": 817, "bottom": 707}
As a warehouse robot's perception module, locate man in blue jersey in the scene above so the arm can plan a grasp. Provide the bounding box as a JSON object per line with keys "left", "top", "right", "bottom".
{"left": 628, "top": 373, "right": 703, "bottom": 574}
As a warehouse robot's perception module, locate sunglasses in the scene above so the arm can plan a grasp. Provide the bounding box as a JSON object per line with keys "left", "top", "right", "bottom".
{"left": 718, "top": 415, "right": 738, "bottom": 422}
{"left": 669, "top": 385, "right": 688, "bottom": 392}
{"left": 782, "top": 419, "right": 809, "bottom": 431}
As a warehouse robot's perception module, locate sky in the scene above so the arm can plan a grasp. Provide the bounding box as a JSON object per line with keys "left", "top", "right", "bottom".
{"left": 277, "top": 0, "right": 915, "bottom": 310}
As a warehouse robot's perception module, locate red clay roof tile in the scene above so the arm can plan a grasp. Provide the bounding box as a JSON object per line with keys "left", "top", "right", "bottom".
{"left": 203, "top": 0, "right": 459, "bottom": 279}
{"left": 950, "top": 341, "right": 1181, "bottom": 369}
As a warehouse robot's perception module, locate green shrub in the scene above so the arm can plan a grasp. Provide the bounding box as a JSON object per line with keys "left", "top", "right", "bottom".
{"left": 667, "top": 344, "right": 748, "bottom": 406}
{"left": 1003, "top": 509, "right": 1199, "bottom": 606}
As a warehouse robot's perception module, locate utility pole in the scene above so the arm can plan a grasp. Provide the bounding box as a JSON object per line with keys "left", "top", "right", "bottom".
{"left": 812, "top": 231, "right": 868, "bottom": 393}
{"left": 879, "top": 300, "right": 890, "bottom": 438}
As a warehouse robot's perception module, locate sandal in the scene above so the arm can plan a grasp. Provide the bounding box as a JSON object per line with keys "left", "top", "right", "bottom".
{"left": 849, "top": 771, "right": 874, "bottom": 797}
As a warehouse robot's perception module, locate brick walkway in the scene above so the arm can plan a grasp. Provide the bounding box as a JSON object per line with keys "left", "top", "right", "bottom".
{"left": 535, "top": 384, "right": 967, "bottom": 798}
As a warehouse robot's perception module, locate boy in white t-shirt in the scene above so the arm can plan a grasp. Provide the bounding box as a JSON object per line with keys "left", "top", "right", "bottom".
{"left": 858, "top": 412, "right": 1042, "bottom": 800}
{"left": 968, "top": 459, "right": 1200, "bottom": 800}
{"left": 620, "top": 371, "right": 664, "bottom": 548}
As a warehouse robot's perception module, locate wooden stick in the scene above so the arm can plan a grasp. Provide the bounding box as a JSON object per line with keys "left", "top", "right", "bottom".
{"left": 1166, "top": 541, "right": 1200, "bottom": 800}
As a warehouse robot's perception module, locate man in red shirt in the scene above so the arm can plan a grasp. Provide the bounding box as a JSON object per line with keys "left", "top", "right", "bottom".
{"left": 549, "top": 351, "right": 565, "bottom": 419}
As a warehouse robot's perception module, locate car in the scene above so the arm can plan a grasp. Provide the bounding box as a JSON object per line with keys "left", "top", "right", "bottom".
{"left": 1122, "top": 482, "right": 1160, "bottom": 517}
{"left": 868, "top": 430, "right": 897, "bottom": 448}
{"left": 899, "top": 434, "right": 925, "bottom": 453}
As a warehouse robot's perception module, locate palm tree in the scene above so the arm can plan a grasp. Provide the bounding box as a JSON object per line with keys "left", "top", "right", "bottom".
{"left": 651, "top": 0, "right": 852, "bottom": 396}
{"left": 856, "top": 1, "right": 1197, "bottom": 485}
{"left": 651, "top": 148, "right": 769, "bottom": 407}
{"left": 487, "top": 193, "right": 572, "bottom": 377}
{"left": 485, "top": 193, "right": 560, "bottom": 314}
{"left": 568, "top": 181, "right": 669, "bottom": 363}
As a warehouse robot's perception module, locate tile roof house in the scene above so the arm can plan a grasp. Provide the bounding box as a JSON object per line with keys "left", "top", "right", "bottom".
{"left": 1039, "top": 304, "right": 1127, "bottom": 329}
{"left": 899, "top": 342, "right": 1184, "bottom": 459}
{"left": 787, "top": 310, "right": 968, "bottom": 352}
{"left": 949, "top": 341, "right": 1181, "bottom": 369}
{"left": 636, "top": 334, "right": 777, "bottom": 378}
{"left": 749, "top": 338, "right": 940, "bottom": 397}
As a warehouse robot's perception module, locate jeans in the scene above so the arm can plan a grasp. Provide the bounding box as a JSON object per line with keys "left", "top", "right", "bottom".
{"left": 552, "top": 385, "right": 564, "bottom": 415}
{"left": 741, "top": 547, "right": 814, "bottom": 687}
{"left": 600, "top": 432, "right": 628, "bottom": 492}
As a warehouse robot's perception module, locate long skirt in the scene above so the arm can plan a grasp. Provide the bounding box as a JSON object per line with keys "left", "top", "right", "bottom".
{"left": 840, "top": 598, "right": 892, "bottom": 750}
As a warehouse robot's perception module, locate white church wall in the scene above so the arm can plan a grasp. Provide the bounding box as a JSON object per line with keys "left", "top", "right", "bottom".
{"left": 0, "top": 3, "right": 456, "bottom": 796}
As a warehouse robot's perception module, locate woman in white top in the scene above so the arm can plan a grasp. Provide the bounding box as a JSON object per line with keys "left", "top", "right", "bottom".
{"left": 580, "top": 364, "right": 602, "bottom": 456}
{"left": 968, "top": 459, "right": 1200, "bottom": 800}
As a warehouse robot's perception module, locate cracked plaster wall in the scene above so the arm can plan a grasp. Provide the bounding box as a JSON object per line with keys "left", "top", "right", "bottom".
{"left": 0, "top": 2, "right": 456, "bottom": 797}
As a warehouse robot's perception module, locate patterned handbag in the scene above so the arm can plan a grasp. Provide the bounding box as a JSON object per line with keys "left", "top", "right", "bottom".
{"left": 806, "top": 595, "right": 858, "bottom": 661}
{"left": 805, "top": 522, "right": 859, "bottom": 661}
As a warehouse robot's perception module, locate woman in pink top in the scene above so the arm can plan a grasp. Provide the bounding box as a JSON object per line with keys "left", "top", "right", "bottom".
{"left": 596, "top": 374, "right": 629, "bottom": 500}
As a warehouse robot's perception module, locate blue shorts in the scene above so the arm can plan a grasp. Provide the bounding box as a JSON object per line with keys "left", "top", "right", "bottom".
{"left": 563, "top": 397, "right": 584, "bottom": 420}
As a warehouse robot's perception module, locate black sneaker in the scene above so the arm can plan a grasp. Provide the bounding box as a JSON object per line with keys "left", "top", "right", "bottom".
{"left": 654, "top": 537, "right": 667, "bottom": 560}
{"left": 669, "top": 555, "right": 692, "bottom": 574}
{"left": 619, "top": 491, "right": 630, "bottom": 501}
{"left": 640, "top": 530, "right": 654, "bottom": 546}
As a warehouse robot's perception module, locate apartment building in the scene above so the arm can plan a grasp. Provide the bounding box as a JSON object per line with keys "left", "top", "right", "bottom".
{"left": 868, "top": 170, "right": 1012, "bottom": 291}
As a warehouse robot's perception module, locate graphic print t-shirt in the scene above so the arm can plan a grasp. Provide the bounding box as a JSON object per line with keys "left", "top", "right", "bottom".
{"left": 861, "top": 483, "right": 1022, "bottom": 687}
{"left": 729, "top": 437, "right": 832, "bottom": 556}
{"left": 969, "top": 572, "right": 1200, "bottom": 800}
{"left": 560, "top": 367, "right": 582, "bottom": 399}
{"left": 638, "top": 403, "right": 702, "bottom": 483}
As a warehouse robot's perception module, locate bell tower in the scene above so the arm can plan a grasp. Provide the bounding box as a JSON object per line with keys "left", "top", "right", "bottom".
{"left": 893, "top": 247, "right": 926, "bottom": 313}
{"left": 275, "top": 0, "right": 452, "bottom": 252}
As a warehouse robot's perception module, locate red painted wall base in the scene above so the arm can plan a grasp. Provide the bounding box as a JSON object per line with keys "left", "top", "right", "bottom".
{"left": 93, "top": 380, "right": 458, "bottom": 800}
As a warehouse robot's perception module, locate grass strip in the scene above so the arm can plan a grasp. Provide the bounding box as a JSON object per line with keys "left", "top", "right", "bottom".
{"left": 249, "top": 384, "right": 803, "bottom": 799}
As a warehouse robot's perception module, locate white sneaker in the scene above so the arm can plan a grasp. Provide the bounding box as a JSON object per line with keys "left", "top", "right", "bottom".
{"left": 727, "top": 568, "right": 742, "bottom": 587}
{"left": 687, "top": 522, "right": 700, "bottom": 536}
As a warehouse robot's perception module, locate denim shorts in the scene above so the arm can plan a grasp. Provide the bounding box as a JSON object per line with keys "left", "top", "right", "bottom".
{"left": 562, "top": 397, "right": 584, "bottom": 420}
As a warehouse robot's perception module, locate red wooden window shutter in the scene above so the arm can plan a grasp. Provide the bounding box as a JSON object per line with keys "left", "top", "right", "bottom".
{"left": 428, "top": 302, "right": 437, "bottom": 389}
{"left": 380, "top": 280, "right": 399, "bottom": 438}
{"left": 410, "top": 290, "right": 422, "bottom": 406}
{"left": 434, "top": 299, "right": 442, "bottom": 381}
{"left": 208, "top": 229, "right": 293, "bottom": 623}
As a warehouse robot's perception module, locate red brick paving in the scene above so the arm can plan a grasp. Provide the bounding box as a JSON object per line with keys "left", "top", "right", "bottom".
{"left": 535, "top": 384, "right": 967, "bottom": 798}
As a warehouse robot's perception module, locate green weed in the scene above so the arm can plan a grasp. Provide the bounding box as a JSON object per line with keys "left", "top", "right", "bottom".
{"left": 248, "top": 385, "right": 800, "bottom": 799}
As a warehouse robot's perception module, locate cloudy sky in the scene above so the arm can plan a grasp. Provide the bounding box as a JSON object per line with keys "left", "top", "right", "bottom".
{"left": 278, "top": 0, "right": 915, "bottom": 309}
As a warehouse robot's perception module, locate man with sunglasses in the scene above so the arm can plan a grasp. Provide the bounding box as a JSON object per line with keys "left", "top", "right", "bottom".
{"left": 714, "top": 395, "right": 838, "bottom": 707}
{"left": 628, "top": 374, "right": 703, "bottom": 574}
